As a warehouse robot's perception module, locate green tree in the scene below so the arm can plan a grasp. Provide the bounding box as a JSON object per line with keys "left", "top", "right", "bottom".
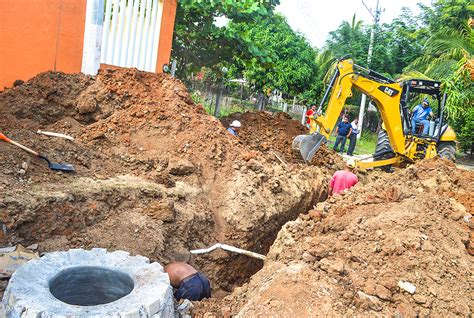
{"left": 229, "top": 14, "right": 319, "bottom": 100}
{"left": 380, "top": 8, "right": 425, "bottom": 75}
{"left": 404, "top": 0, "right": 474, "bottom": 153}
{"left": 325, "top": 14, "right": 369, "bottom": 64}
{"left": 171, "top": 0, "right": 279, "bottom": 78}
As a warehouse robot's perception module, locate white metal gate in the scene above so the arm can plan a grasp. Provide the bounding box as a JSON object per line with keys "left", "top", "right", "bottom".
{"left": 82, "top": 0, "right": 164, "bottom": 75}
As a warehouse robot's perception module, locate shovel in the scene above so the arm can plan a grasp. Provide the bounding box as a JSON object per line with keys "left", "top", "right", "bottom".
{"left": 0, "top": 133, "right": 75, "bottom": 172}
{"left": 292, "top": 133, "right": 327, "bottom": 162}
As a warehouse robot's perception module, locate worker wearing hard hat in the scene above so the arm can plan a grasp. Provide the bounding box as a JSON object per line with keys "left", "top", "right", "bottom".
{"left": 328, "top": 159, "right": 358, "bottom": 196}
{"left": 227, "top": 120, "right": 241, "bottom": 136}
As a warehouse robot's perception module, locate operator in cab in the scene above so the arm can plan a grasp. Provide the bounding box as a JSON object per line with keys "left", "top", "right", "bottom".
{"left": 411, "top": 98, "right": 434, "bottom": 135}
{"left": 164, "top": 262, "right": 211, "bottom": 301}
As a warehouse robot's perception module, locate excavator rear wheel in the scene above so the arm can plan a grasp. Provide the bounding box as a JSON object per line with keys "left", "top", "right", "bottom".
{"left": 437, "top": 141, "right": 456, "bottom": 162}
{"left": 374, "top": 130, "right": 394, "bottom": 172}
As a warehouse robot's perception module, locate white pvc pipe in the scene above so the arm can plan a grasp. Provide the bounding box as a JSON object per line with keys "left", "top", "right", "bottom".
{"left": 114, "top": 0, "right": 126, "bottom": 66}
{"left": 106, "top": 0, "right": 119, "bottom": 64}
{"left": 101, "top": 0, "right": 113, "bottom": 63}
{"left": 120, "top": 0, "right": 134, "bottom": 66}
{"left": 127, "top": 0, "right": 139, "bottom": 67}
{"left": 190, "top": 243, "right": 266, "bottom": 260}
{"left": 37, "top": 130, "right": 74, "bottom": 141}
{"left": 133, "top": 0, "right": 146, "bottom": 67}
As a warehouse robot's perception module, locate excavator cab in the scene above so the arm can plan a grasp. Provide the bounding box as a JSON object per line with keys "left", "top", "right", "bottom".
{"left": 374, "top": 79, "right": 457, "bottom": 163}
{"left": 401, "top": 79, "right": 445, "bottom": 137}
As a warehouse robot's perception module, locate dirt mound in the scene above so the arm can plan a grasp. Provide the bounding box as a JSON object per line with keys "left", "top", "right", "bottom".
{"left": 0, "top": 68, "right": 332, "bottom": 296}
{"left": 196, "top": 159, "right": 473, "bottom": 317}
{"left": 221, "top": 111, "right": 345, "bottom": 169}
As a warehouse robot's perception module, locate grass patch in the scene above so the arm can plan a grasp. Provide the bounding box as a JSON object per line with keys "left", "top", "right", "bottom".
{"left": 328, "top": 131, "right": 377, "bottom": 155}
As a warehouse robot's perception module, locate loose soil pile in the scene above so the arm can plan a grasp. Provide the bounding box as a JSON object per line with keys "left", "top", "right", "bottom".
{"left": 2, "top": 68, "right": 471, "bottom": 316}
{"left": 196, "top": 159, "right": 474, "bottom": 317}
{"left": 221, "top": 111, "right": 345, "bottom": 169}
{"left": 0, "top": 68, "right": 341, "bottom": 297}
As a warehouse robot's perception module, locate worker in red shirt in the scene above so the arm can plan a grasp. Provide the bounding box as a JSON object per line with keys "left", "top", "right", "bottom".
{"left": 328, "top": 159, "right": 358, "bottom": 196}
{"left": 305, "top": 104, "right": 317, "bottom": 129}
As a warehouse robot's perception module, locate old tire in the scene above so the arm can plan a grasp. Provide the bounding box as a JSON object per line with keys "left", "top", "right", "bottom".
{"left": 373, "top": 130, "right": 394, "bottom": 172}
{"left": 438, "top": 141, "right": 456, "bottom": 162}
{"left": 2, "top": 248, "right": 175, "bottom": 317}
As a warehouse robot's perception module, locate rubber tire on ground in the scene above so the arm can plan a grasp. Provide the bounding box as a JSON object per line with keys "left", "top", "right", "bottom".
{"left": 373, "top": 130, "right": 394, "bottom": 172}
{"left": 2, "top": 248, "right": 175, "bottom": 317}
{"left": 438, "top": 141, "right": 456, "bottom": 162}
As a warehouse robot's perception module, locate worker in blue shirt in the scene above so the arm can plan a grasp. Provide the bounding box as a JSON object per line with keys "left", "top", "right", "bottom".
{"left": 333, "top": 116, "right": 352, "bottom": 154}
{"left": 411, "top": 98, "right": 434, "bottom": 135}
{"left": 227, "top": 120, "right": 241, "bottom": 136}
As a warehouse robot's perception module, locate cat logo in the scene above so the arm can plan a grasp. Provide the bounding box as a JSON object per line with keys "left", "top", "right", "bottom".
{"left": 378, "top": 85, "right": 399, "bottom": 97}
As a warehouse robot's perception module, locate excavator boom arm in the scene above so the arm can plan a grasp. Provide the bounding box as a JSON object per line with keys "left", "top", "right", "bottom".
{"left": 313, "top": 59, "right": 406, "bottom": 155}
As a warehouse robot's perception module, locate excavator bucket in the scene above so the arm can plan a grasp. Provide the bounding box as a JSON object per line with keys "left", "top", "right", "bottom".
{"left": 292, "top": 133, "right": 327, "bottom": 162}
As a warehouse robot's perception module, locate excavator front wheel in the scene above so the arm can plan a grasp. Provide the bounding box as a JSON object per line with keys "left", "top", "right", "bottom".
{"left": 437, "top": 141, "right": 456, "bottom": 162}
{"left": 373, "top": 130, "right": 395, "bottom": 172}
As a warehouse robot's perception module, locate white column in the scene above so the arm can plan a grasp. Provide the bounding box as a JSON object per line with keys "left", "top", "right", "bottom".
{"left": 114, "top": 0, "right": 127, "bottom": 66}
{"left": 106, "top": 0, "right": 119, "bottom": 64}
{"left": 120, "top": 0, "right": 134, "bottom": 66}
{"left": 127, "top": 0, "right": 140, "bottom": 67}
{"left": 81, "top": 0, "right": 105, "bottom": 75}
{"left": 101, "top": 0, "right": 112, "bottom": 63}
{"left": 133, "top": 0, "right": 146, "bottom": 67}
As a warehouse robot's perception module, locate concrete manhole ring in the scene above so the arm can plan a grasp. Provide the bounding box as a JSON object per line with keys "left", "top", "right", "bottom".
{"left": 2, "top": 248, "right": 175, "bottom": 317}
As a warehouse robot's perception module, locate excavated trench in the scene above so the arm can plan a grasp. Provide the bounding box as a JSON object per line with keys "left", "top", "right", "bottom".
{"left": 196, "top": 185, "right": 329, "bottom": 294}
{"left": 0, "top": 68, "right": 341, "bottom": 301}
{"left": 1, "top": 170, "right": 329, "bottom": 298}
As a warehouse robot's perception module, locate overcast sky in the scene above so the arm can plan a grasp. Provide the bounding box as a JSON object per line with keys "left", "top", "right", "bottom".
{"left": 275, "top": 0, "right": 433, "bottom": 48}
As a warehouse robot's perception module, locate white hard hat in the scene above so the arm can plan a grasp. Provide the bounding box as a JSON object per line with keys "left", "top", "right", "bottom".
{"left": 346, "top": 159, "right": 356, "bottom": 168}
{"left": 230, "top": 120, "right": 241, "bottom": 128}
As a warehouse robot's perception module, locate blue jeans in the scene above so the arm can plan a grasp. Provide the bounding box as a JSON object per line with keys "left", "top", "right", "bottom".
{"left": 174, "top": 272, "right": 211, "bottom": 301}
{"left": 347, "top": 133, "right": 357, "bottom": 156}
{"left": 333, "top": 135, "right": 347, "bottom": 153}
{"left": 412, "top": 118, "right": 430, "bottom": 134}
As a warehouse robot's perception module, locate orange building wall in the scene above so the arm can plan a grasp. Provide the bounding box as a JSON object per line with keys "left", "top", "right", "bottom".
{"left": 0, "top": 0, "right": 87, "bottom": 89}
{"left": 156, "top": 0, "right": 178, "bottom": 73}
{"left": 1, "top": 0, "right": 176, "bottom": 89}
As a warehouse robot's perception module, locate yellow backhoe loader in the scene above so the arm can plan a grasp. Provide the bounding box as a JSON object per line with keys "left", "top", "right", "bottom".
{"left": 292, "top": 57, "right": 457, "bottom": 169}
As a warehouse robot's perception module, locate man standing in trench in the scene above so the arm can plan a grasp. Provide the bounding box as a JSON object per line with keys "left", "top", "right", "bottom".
{"left": 164, "top": 262, "right": 211, "bottom": 301}
{"left": 328, "top": 159, "right": 358, "bottom": 196}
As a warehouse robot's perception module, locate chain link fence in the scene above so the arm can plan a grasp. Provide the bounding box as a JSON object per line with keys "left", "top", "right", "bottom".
{"left": 187, "top": 78, "right": 308, "bottom": 123}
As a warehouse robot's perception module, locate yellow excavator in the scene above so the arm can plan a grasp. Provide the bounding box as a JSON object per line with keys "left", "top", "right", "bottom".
{"left": 292, "top": 57, "right": 457, "bottom": 169}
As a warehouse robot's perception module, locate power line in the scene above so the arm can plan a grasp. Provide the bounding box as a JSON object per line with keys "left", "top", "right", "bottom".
{"left": 293, "top": 1, "right": 325, "bottom": 46}
{"left": 299, "top": 1, "right": 327, "bottom": 46}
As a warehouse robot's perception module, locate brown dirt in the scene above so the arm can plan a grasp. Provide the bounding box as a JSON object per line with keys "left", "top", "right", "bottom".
{"left": 195, "top": 159, "right": 474, "bottom": 317}
{"left": 2, "top": 68, "right": 471, "bottom": 316}
{"left": 0, "top": 68, "right": 338, "bottom": 297}
{"left": 221, "top": 111, "right": 345, "bottom": 169}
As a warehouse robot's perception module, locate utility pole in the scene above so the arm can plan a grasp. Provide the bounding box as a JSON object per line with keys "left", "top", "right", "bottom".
{"left": 357, "top": 0, "right": 382, "bottom": 139}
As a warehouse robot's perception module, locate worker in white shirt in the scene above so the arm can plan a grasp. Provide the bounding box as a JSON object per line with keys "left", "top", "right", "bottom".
{"left": 347, "top": 118, "right": 359, "bottom": 156}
